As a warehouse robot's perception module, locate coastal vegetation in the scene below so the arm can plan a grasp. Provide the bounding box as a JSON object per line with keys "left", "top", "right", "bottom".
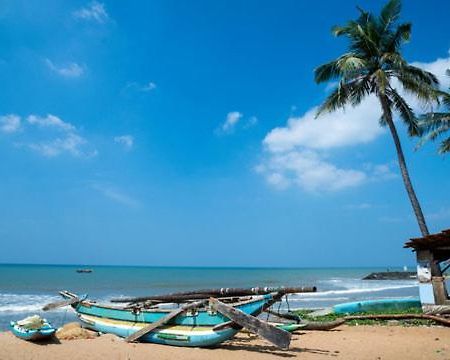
{"left": 314, "top": 0, "right": 441, "bottom": 236}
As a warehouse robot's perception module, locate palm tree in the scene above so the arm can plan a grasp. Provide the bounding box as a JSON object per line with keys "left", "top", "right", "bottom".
{"left": 314, "top": 0, "right": 439, "bottom": 237}
{"left": 419, "top": 70, "right": 450, "bottom": 153}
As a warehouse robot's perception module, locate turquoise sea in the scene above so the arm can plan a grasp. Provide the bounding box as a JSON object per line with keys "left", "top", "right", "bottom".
{"left": 0, "top": 264, "right": 419, "bottom": 330}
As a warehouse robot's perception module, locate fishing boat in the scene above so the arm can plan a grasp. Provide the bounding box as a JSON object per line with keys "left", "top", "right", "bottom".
{"left": 44, "top": 286, "right": 316, "bottom": 348}
{"left": 10, "top": 315, "right": 56, "bottom": 341}
{"left": 59, "top": 290, "right": 276, "bottom": 326}
{"left": 78, "top": 313, "right": 241, "bottom": 347}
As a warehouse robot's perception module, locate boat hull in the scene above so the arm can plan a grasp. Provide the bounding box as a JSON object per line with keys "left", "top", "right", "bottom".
{"left": 10, "top": 322, "right": 56, "bottom": 341}
{"left": 333, "top": 297, "right": 421, "bottom": 314}
{"left": 79, "top": 314, "right": 239, "bottom": 347}
{"left": 72, "top": 294, "right": 272, "bottom": 326}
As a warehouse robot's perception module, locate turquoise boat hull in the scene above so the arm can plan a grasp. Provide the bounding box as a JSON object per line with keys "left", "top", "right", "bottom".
{"left": 333, "top": 297, "right": 421, "bottom": 314}
{"left": 10, "top": 321, "right": 56, "bottom": 341}
{"left": 79, "top": 314, "right": 239, "bottom": 347}
{"left": 69, "top": 293, "right": 273, "bottom": 326}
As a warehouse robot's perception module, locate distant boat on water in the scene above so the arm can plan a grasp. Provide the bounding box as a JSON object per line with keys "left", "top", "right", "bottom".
{"left": 76, "top": 269, "right": 93, "bottom": 273}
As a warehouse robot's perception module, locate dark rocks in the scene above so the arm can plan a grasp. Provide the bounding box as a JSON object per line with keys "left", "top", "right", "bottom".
{"left": 362, "top": 271, "right": 417, "bottom": 280}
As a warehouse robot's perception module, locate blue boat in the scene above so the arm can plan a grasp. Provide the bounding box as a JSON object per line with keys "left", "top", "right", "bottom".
{"left": 61, "top": 290, "right": 276, "bottom": 326}
{"left": 60, "top": 291, "right": 283, "bottom": 347}
{"left": 333, "top": 297, "right": 421, "bottom": 314}
{"left": 10, "top": 316, "right": 56, "bottom": 341}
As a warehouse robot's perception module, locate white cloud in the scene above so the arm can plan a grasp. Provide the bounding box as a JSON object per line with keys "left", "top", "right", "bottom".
{"left": 27, "top": 114, "right": 75, "bottom": 132}
{"left": 73, "top": 1, "right": 109, "bottom": 23}
{"left": 245, "top": 116, "right": 258, "bottom": 129}
{"left": 45, "top": 59, "right": 84, "bottom": 78}
{"left": 7, "top": 114, "right": 97, "bottom": 158}
{"left": 264, "top": 96, "right": 383, "bottom": 153}
{"left": 221, "top": 111, "right": 243, "bottom": 133}
{"left": 0, "top": 114, "right": 21, "bottom": 133}
{"left": 27, "top": 133, "right": 93, "bottom": 158}
{"left": 142, "top": 82, "right": 157, "bottom": 91}
{"left": 114, "top": 135, "right": 134, "bottom": 150}
{"left": 91, "top": 183, "right": 139, "bottom": 207}
{"left": 257, "top": 150, "right": 367, "bottom": 192}
{"left": 258, "top": 96, "right": 400, "bottom": 192}
{"left": 412, "top": 49, "right": 450, "bottom": 90}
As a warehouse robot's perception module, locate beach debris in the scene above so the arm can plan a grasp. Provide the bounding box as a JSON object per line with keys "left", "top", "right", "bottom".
{"left": 56, "top": 322, "right": 98, "bottom": 340}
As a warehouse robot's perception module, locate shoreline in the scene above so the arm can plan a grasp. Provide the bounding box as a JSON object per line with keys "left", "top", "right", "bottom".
{"left": 0, "top": 325, "right": 448, "bottom": 360}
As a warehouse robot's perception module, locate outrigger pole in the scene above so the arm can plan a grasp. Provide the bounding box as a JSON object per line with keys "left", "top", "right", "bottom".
{"left": 110, "top": 286, "right": 316, "bottom": 304}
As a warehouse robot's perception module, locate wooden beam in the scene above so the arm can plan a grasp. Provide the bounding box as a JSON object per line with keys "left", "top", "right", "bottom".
{"left": 209, "top": 297, "right": 291, "bottom": 350}
{"left": 125, "top": 300, "right": 206, "bottom": 343}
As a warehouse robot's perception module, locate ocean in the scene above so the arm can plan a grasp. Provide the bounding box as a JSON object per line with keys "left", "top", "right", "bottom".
{"left": 0, "top": 264, "right": 419, "bottom": 331}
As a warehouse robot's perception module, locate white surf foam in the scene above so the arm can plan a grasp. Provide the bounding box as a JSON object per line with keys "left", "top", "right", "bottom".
{"left": 0, "top": 293, "right": 61, "bottom": 314}
{"left": 290, "top": 283, "right": 418, "bottom": 298}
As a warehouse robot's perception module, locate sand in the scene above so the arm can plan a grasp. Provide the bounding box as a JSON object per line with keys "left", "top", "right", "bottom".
{"left": 0, "top": 325, "right": 449, "bottom": 360}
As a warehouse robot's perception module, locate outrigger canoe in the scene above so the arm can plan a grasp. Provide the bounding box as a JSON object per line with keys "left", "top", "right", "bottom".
{"left": 78, "top": 313, "right": 240, "bottom": 347}
{"left": 56, "top": 291, "right": 288, "bottom": 347}
{"left": 60, "top": 290, "right": 279, "bottom": 327}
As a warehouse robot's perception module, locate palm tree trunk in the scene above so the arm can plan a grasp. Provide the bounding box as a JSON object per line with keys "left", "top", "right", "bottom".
{"left": 378, "top": 95, "right": 429, "bottom": 237}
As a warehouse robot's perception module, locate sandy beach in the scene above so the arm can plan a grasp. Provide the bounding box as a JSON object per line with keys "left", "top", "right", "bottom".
{"left": 1, "top": 325, "right": 449, "bottom": 360}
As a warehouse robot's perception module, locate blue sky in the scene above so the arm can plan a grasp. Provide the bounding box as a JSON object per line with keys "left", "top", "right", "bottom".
{"left": 0, "top": 0, "right": 449, "bottom": 267}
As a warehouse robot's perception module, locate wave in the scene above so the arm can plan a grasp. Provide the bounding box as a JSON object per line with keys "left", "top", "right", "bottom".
{"left": 0, "top": 293, "right": 61, "bottom": 314}
{"left": 290, "top": 283, "right": 418, "bottom": 298}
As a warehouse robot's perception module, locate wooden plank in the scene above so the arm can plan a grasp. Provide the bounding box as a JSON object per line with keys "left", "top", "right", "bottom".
{"left": 125, "top": 300, "right": 206, "bottom": 343}
{"left": 210, "top": 298, "right": 291, "bottom": 350}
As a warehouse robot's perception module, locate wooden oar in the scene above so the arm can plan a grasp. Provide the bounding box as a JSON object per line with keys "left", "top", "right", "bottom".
{"left": 42, "top": 296, "right": 80, "bottom": 311}
{"left": 125, "top": 300, "right": 207, "bottom": 343}
{"left": 209, "top": 298, "right": 291, "bottom": 350}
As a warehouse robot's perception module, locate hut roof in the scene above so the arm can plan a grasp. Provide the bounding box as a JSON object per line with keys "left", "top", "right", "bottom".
{"left": 404, "top": 229, "right": 450, "bottom": 250}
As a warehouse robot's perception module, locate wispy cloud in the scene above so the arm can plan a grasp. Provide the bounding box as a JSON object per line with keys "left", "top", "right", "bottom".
{"left": 73, "top": 1, "right": 109, "bottom": 23}
{"left": 91, "top": 183, "right": 139, "bottom": 207}
{"left": 428, "top": 207, "right": 450, "bottom": 220}
{"left": 6, "top": 114, "right": 97, "bottom": 158}
{"left": 221, "top": 111, "right": 242, "bottom": 133}
{"left": 27, "top": 133, "right": 91, "bottom": 158}
{"left": 27, "top": 114, "right": 75, "bottom": 132}
{"left": 114, "top": 135, "right": 134, "bottom": 150}
{"left": 122, "top": 81, "right": 157, "bottom": 95}
{"left": 0, "top": 114, "right": 21, "bottom": 133}
{"left": 45, "top": 59, "right": 84, "bottom": 78}
{"left": 345, "top": 203, "right": 373, "bottom": 210}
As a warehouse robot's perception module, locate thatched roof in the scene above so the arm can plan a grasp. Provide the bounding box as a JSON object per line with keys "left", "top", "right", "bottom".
{"left": 404, "top": 229, "right": 450, "bottom": 250}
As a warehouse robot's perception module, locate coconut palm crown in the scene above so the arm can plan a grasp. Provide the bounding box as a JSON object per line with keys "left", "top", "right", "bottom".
{"left": 314, "top": 0, "right": 440, "bottom": 237}
{"left": 420, "top": 70, "right": 450, "bottom": 153}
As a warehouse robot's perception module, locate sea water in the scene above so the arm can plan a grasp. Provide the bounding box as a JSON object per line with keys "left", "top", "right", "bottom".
{"left": 0, "top": 264, "right": 419, "bottom": 330}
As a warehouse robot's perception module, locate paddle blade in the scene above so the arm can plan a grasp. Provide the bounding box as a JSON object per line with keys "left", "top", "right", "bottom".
{"left": 210, "top": 298, "right": 291, "bottom": 350}
{"left": 42, "top": 297, "right": 79, "bottom": 311}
